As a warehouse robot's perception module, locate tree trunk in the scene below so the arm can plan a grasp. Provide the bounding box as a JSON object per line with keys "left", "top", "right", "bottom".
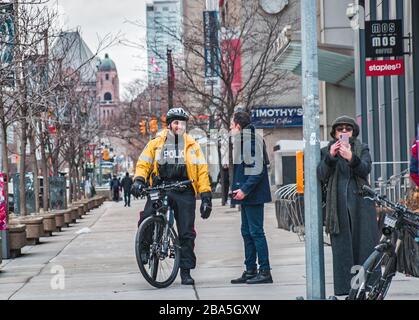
{"left": 0, "top": 96, "right": 10, "bottom": 223}
{"left": 19, "top": 119, "right": 27, "bottom": 216}
{"left": 39, "top": 121, "right": 49, "bottom": 211}
{"left": 29, "top": 125, "right": 40, "bottom": 213}
{"left": 68, "top": 164, "right": 73, "bottom": 203}
{"left": 75, "top": 166, "right": 81, "bottom": 200}
{"left": 0, "top": 98, "right": 9, "bottom": 176}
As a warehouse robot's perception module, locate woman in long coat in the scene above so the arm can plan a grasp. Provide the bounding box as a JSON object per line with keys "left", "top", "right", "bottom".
{"left": 317, "top": 116, "right": 378, "bottom": 296}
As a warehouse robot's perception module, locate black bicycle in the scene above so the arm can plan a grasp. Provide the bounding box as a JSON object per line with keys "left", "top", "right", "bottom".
{"left": 135, "top": 180, "right": 193, "bottom": 288}
{"left": 348, "top": 185, "right": 419, "bottom": 300}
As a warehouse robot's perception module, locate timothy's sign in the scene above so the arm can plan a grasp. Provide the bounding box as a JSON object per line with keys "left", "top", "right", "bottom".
{"left": 251, "top": 106, "right": 303, "bottom": 128}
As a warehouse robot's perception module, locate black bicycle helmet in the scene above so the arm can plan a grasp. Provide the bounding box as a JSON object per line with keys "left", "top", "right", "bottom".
{"left": 166, "top": 107, "right": 189, "bottom": 125}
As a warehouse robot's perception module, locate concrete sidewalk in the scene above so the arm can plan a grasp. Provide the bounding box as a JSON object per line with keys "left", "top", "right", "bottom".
{"left": 0, "top": 199, "right": 418, "bottom": 300}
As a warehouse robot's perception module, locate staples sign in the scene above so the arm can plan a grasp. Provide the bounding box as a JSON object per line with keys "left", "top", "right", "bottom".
{"left": 366, "top": 59, "right": 405, "bottom": 77}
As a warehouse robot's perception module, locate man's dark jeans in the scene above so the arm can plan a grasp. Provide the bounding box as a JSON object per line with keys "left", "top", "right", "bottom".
{"left": 124, "top": 191, "right": 131, "bottom": 206}
{"left": 240, "top": 204, "right": 270, "bottom": 272}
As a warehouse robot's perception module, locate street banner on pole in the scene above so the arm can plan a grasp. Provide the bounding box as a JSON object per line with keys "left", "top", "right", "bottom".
{"left": 49, "top": 177, "right": 66, "bottom": 210}
{"left": 0, "top": 174, "right": 7, "bottom": 231}
{"left": 221, "top": 32, "right": 242, "bottom": 96}
{"left": 13, "top": 173, "right": 36, "bottom": 215}
{"left": 203, "top": 10, "right": 220, "bottom": 80}
{"left": 0, "top": 2, "right": 15, "bottom": 86}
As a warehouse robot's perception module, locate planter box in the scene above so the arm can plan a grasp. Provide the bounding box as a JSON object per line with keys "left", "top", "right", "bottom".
{"left": 39, "top": 213, "right": 57, "bottom": 236}
{"left": 70, "top": 208, "right": 78, "bottom": 223}
{"left": 62, "top": 209, "right": 73, "bottom": 227}
{"left": 11, "top": 216, "right": 44, "bottom": 245}
{"left": 71, "top": 205, "right": 84, "bottom": 219}
{"left": 73, "top": 201, "right": 89, "bottom": 214}
{"left": 51, "top": 210, "right": 65, "bottom": 231}
{"left": 8, "top": 224, "right": 27, "bottom": 258}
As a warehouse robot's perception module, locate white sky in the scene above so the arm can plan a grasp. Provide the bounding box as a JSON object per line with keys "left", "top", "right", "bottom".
{"left": 56, "top": 0, "right": 148, "bottom": 97}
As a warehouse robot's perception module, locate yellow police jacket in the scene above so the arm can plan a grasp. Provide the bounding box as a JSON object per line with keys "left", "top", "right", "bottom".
{"left": 135, "top": 129, "right": 211, "bottom": 195}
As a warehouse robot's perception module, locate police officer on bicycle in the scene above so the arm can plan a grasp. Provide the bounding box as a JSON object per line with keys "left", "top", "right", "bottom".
{"left": 131, "top": 107, "right": 212, "bottom": 285}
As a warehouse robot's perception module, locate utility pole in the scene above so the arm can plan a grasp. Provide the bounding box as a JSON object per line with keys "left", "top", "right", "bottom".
{"left": 0, "top": 130, "right": 10, "bottom": 259}
{"left": 301, "top": 0, "right": 325, "bottom": 300}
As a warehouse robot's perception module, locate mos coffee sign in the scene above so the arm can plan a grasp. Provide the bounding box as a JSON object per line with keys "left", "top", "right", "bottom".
{"left": 365, "top": 19, "right": 403, "bottom": 58}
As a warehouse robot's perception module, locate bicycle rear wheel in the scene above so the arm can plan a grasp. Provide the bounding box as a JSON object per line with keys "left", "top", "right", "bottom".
{"left": 348, "top": 250, "right": 395, "bottom": 300}
{"left": 135, "top": 216, "right": 180, "bottom": 288}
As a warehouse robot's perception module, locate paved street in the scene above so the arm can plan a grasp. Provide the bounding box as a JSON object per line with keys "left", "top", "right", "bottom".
{"left": 0, "top": 199, "right": 418, "bottom": 300}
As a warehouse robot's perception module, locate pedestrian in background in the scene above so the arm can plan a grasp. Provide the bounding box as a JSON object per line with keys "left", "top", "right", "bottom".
{"left": 84, "top": 177, "right": 91, "bottom": 199}
{"left": 218, "top": 164, "right": 230, "bottom": 206}
{"left": 110, "top": 175, "right": 120, "bottom": 202}
{"left": 229, "top": 111, "right": 273, "bottom": 284}
{"left": 317, "top": 115, "right": 378, "bottom": 296}
{"left": 121, "top": 172, "right": 133, "bottom": 207}
{"left": 410, "top": 138, "right": 419, "bottom": 187}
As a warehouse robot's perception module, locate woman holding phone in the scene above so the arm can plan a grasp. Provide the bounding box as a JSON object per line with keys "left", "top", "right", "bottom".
{"left": 317, "top": 116, "right": 378, "bottom": 297}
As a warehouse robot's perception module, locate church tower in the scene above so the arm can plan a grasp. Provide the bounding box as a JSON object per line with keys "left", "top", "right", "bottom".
{"left": 96, "top": 53, "right": 120, "bottom": 124}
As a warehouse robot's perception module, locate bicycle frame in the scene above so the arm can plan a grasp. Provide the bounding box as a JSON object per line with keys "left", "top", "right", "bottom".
{"left": 357, "top": 185, "right": 419, "bottom": 299}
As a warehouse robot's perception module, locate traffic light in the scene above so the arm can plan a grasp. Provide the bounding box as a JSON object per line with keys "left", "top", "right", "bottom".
{"left": 160, "top": 115, "right": 167, "bottom": 129}
{"left": 139, "top": 120, "right": 147, "bottom": 135}
{"left": 149, "top": 117, "right": 158, "bottom": 134}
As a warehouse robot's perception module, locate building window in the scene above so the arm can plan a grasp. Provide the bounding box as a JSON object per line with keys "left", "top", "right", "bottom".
{"left": 105, "top": 74, "right": 109, "bottom": 80}
{"left": 163, "top": 6, "right": 169, "bottom": 11}
{"left": 104, "top": 92, "right": 112, "bottom": 101}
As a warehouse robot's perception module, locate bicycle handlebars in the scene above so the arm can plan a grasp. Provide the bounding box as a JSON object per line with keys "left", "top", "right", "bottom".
{"left": 141, "top": 180, "right": 194, "bottom": 195}
{"left": 361, "top": 185, "right": 419, "bottom": 226}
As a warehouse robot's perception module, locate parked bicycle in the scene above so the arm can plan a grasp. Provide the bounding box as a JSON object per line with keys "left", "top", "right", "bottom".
{"left": 135, "top": 180, "right": 193, "bottom": 288}
{"left": 348, "top": 185, "right": 419, "bottom": 300}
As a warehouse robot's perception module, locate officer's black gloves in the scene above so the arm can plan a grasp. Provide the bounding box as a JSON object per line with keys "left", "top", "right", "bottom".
{"left": 200, "top": 192, "right": 212, "bottom": 219}
{"left": 131, "top": 177, "right": 146, "bottom": 198}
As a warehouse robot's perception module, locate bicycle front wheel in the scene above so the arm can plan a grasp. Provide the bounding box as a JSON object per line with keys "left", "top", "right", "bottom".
{"left": 135, "top": 216, "right": 180, "bottom": 288}
{"left": 348, "top": 250, "right": 395, "bottom": 300}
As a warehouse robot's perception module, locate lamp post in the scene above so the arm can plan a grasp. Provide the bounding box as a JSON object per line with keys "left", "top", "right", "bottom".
{"left": 301, "top": 0, "right": 325, "bottom": 300}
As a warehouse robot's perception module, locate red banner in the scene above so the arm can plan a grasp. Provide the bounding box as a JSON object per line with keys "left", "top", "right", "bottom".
{"left": 0, "top": 173, "right": 7, "bottom": 231}
{"left": 366, "top": 59, "right": 405, "bottom": 77}
{"left": 221, "top": 37, "right": 242, "bottom": 96}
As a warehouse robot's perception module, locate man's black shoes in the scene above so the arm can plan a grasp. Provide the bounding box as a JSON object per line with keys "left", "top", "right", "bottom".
{"left": 180, "top": 269, "right": 195, "bottom": 285}
{"left": 246, "top": 270, "right": 273, "bottom": 284}
{"left": 231, "top": 269, "right": 257, "bottom": 284}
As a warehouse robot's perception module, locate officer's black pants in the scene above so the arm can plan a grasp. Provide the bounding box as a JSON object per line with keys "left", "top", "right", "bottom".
{"left": 140, "top": 189, "right": 197, "bottom": 270}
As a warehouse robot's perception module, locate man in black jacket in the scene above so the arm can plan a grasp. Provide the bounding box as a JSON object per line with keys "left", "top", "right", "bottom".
{"left": 121, "top": 172, "right": 133, "bottom": 207}
{"left": 229, "top": 111, "right": 273, "bottom": 285}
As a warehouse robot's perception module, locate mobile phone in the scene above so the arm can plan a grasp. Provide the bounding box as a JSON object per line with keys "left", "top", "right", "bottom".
{"left": 340, "top": 133, "right": 350, "bottom": 145}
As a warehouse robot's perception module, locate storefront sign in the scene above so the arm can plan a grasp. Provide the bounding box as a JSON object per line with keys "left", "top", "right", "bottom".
{"left": 251, "top": 106, "right": 303, "bottom": 128}
{"left": 365, "top": 19, "right": 403, "bottom": 58}
{"left": 366, "top": 59, "right": 405, "bottom": 77}
{"left": 0, "top": 174, "right": 7, "bottom": 231}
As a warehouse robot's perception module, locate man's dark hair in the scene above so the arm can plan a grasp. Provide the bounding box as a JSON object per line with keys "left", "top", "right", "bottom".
{"left": 126, "top": 172, "right": 129, "bottom": 177}
{"left": 233, "top": 111, "right": 251, "bottom": 129}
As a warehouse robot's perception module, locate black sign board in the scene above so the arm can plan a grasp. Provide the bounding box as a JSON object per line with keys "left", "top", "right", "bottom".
{"left": 365, "top": 19, "right": 403, "bottom": 58}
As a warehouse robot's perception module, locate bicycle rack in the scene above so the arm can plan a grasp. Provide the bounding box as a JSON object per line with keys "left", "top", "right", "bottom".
{"left": 275, "top": 184, "right": 305, "bottom": 241}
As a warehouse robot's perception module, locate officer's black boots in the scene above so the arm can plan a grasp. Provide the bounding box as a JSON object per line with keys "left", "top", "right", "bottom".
{"left": 180, "top": 269, "right": 195, "bottom": 285}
